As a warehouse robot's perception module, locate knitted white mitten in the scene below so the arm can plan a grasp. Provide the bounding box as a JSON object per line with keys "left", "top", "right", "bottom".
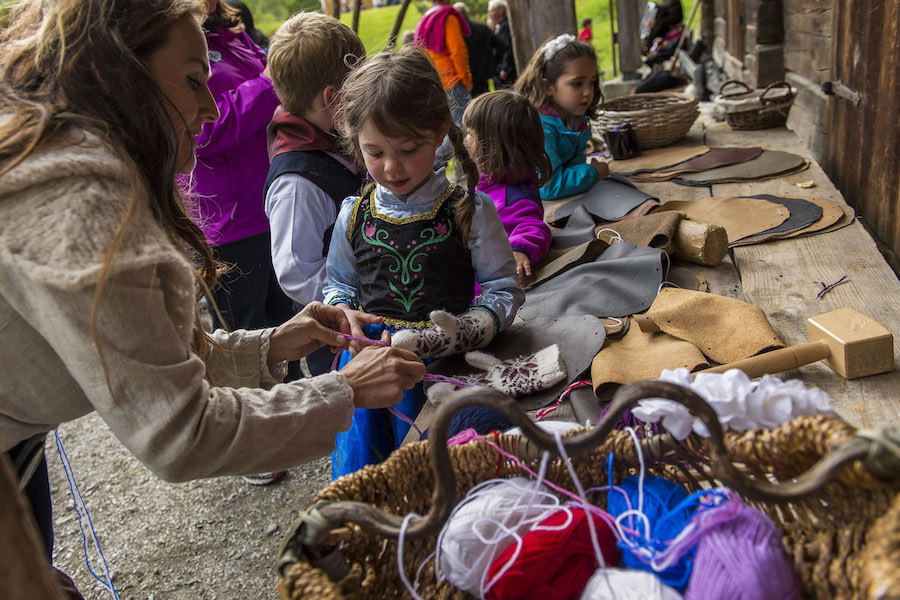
{"left": 427, "top": 344, "right": 567, "bottom": 403}
{"left": 392, "top": 309, "right": 496, "bottom": 359}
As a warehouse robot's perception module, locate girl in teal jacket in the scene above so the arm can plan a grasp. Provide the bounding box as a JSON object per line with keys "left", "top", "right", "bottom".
{"left": 515, "top": 34, "right": 609, "bottom": 200}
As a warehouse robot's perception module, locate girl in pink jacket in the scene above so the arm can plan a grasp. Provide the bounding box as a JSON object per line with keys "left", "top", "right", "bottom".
{"left": 463, "top": 91, "right": 553, "bottom": 286}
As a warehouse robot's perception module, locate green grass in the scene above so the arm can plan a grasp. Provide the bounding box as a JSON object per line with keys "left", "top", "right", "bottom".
{"left": 338, "top": 4, "right": 430, "bottom": 53}
{"left": 247, "top": 0, "right": 697, "bottom": 82}
{"left": 576, "top": 0, "right": 616, "bottom": 78}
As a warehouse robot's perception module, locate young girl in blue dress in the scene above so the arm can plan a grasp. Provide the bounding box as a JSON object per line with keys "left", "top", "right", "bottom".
{"left": 324, "top": 46, "right": 524, "bottom": 478}
{"left": 515, "top": 34, "right": 610, "bottom": 201}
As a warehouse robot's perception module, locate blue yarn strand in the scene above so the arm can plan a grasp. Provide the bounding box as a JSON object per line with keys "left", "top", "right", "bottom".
{"left": 54, "top": 431, "right": 120, "bottom": 599}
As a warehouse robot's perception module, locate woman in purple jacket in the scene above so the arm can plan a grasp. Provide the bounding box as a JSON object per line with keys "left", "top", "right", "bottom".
{"left": 190, "top": 1, "right": 294, "bottom": 485}
{"left": 188, "top": 1, "right": 292, "bottom": 338}
{"left": 463, "top": 91, "right": 553, "bottom": 286}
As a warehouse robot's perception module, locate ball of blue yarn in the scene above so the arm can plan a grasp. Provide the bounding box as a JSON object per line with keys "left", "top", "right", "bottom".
{"left": 607, "top": 475, "right": 694, "bottom": 590}
{"left": 421, "top": 405, "right": 513, "bottom": 441}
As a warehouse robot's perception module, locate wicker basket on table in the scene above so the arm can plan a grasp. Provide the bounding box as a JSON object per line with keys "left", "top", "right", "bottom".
{"left": 276, "top": 383, "right": 900, "bottom": 600}
{"left": 714, "top": 80, "right": 796, "bottom": 130}
{"left": 591, "top": 93, "right": 699, "bottom": 150}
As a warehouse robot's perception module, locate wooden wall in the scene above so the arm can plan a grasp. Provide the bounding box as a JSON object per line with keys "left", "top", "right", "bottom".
{"left": 783, "top": 0, "right": 832, "bottom": 162}
{"left": 826, "top": 0, "right": 900, "bottom": 257}
{"left": 783, "top": 0, "right": 830, "bottom": 81}
{"left": 708, "top": 0, "right": 900, "bottom": 257}
{"left": 708, "top": 0, "right": 832, "bottom": 174}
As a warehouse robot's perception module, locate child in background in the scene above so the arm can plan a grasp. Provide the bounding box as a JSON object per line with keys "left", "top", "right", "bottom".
{"left": 579, "top": 17, "right": 593, "bottom": 43}
{"left": 463, "top": 91, "right": 553, "bottom": 286}
{"left": 324, "top": 46, "right": 524, "bottom": 478}
{"left": 515, "top": 34, "right": 609, "bottom": 201}
{"left": 264, "top": 13, "right": 365, "bottom": 310}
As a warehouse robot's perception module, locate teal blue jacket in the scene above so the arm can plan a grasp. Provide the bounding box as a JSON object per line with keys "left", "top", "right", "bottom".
{"left": 539, "top": 113, "right": 599, "bottom": 200}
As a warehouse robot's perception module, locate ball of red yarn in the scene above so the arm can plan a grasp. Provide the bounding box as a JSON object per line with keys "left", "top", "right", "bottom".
{"left": 485, "top": 507, "right": 620, "bottom": 600}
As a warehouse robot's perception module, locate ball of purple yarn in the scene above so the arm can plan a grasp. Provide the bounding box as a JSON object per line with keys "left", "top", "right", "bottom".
{"left": 607, "top": 475, "right": 694, "bottom": 590}
{"left": 684, "top": 500, "right": 801, "bottom": 600}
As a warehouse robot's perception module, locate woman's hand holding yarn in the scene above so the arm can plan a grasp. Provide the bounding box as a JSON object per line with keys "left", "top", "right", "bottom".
{"left": 267, "top": 301, "right": 351, "bottom": 367}
{"left": 341, "top": 344, "right": 427, "bottom": 409}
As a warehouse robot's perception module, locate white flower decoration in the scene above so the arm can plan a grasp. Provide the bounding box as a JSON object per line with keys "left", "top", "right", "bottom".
{"left": 631, "top": 368, "right": 838, "bottom": 440}
{"left": 543, "top": 34, "right": 576, "bottom": 62}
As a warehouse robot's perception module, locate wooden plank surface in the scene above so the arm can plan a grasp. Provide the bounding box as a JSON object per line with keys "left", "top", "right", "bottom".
{"left": 651, "top": 120, "right": 900, "bottom": 429}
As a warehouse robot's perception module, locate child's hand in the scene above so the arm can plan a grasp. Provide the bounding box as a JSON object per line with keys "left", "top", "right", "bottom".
{"left": 513, "top": 251, "right": 532, "bottom": 287}
{"left": 334, "top": 303, "right": 384, "bottom": 355}
{"left": 590, "top": 158, "right": 610, "bottom": 179}
{"left": 392, "top": 309, "right": 496, "bottom": 359}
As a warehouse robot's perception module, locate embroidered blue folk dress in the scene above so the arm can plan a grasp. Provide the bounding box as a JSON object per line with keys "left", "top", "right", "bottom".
{"left": 323, "top": 170, "right": 523, "bottom": 478}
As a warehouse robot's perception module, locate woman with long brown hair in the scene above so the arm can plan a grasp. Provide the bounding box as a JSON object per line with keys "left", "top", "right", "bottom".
{"left": 0, "top": 0, "right": 424, "bottom": 578}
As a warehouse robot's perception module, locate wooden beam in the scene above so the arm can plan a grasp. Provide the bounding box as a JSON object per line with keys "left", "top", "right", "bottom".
{"left": 389, "top": 0, "right": 414, "bottom": 47}
{"left": 615, "top": 0, "right": 642, "bottom": 77}
{"left": 352, "top": 0, "right": 361, "bottom": 33}
{"left": 507, "top": 0, "right": 578, "bottom": 78}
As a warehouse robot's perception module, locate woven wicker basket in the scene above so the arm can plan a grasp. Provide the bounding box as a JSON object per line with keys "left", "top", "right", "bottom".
{"left": 277, "top": 384, "right": 900, "bottom": 600}
{"left": 715, "top": 80, "right": 796, "bottom": 130}
{"left": 592, "top": 93, "right": 699, "bottom": 150}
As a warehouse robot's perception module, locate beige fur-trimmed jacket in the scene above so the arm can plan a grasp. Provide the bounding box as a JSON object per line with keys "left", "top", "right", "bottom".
{"left": 0, "top": 128, "right": 353, "bottom": 481}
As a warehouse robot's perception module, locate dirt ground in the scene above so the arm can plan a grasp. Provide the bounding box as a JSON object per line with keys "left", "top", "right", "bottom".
{"left": 46, "top": 412, "right": 331, "bottom": 600}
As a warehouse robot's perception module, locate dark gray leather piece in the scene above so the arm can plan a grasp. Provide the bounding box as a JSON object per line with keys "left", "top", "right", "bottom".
{"left": 551, "top": 205, "right": 600, "bottom": 249}
{"left": 518, "top": 241, "right": 664, "bottom": 321}
{"left": 734, "top": 194, "right": 824, "bottom": 243}
{"left": 551, "top": 176, "right": 659, "bottom": 224}
{"left": 674, "top": 150, "right": 807, "bottom": 185}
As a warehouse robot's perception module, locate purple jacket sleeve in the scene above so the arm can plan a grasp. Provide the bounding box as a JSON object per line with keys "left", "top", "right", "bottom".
{"left": 497, "top": 200, "right": 552, "bottom": 265}
{"left": 195, "top": 73, "right": 279, "bottom": 158}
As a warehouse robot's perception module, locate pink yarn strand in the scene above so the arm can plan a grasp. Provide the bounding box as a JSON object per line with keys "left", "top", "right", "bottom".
{"left": 335, "top": 335, "right": 477, "bottom": 387}
{"left": 535, "top": 380, "right": 593, "bottom": 421}
{"left": 470, "top": 433, "right": 630, "bottom": 540}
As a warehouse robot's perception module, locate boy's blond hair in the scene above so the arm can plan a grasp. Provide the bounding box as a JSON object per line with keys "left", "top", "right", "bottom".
{"left": 267, "top": 12, "right": 365, "bottom": 115}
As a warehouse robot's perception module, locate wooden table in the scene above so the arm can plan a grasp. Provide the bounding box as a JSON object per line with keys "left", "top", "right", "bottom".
{"left": 404, "top": 112, "right": 899, "bottom": 445}
{"left": 641, "top": 117, "right": 900, "bottom": 429}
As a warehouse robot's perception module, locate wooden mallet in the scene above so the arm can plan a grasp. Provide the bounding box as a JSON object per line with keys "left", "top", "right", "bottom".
{"left": 699, "top": 307, "right": 894, "bottom": 379}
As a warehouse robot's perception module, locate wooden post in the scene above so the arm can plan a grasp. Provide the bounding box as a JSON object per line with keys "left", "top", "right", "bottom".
{"left": 700, "top": 0, "right": 715, "bottom": 59}
{"left": 507, "top": 0, "right": 578, "bottom": 77}
{"left": 609, "top": 0, "right": 618, "bottom": 76}
{"left": 389, "top": 0, "right": 414, "bottom": 46}
{"left": 615, "top": 0, "right": 642, "bottom": 79}
{"left": 352, "top": 0, "right": 362, "bottom": 33}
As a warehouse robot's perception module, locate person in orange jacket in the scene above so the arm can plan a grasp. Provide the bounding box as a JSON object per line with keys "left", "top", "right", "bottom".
{"left": 414, "top": 0, "right": 473, "bottom": 167}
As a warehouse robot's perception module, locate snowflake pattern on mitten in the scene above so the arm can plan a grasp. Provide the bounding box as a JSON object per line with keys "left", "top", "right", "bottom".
{"left": 392, "top": 309, "right": 496, "bottom": 359}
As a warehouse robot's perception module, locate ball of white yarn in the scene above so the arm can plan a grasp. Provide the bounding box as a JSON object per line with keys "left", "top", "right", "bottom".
{"left": 581, "top": 568, "right": 684, "bottom": 600}
{"left": 437, "top": 477, "right": 560, "bottom": 597}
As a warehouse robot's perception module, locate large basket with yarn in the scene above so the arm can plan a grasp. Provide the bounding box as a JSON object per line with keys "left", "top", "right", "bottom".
{"left": 592, "top": 93, "right": 699, "bottom": 150}
{"left": 714, "top": 80, "right": 796, "bottom": 130}
{"left": 276, "top": 383, "right": 900, "bottom": 600}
